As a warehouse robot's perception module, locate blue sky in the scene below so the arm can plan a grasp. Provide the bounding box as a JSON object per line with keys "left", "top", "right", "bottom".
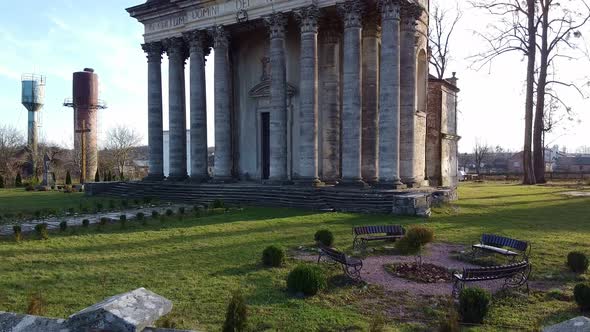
{"left": 0, "top": 0, "right": 588, "bottom": 153}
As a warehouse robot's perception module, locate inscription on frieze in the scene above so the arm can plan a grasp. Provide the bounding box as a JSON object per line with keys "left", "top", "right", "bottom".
{"left": 145, "top": 0, "right": 276, "bottom": 33}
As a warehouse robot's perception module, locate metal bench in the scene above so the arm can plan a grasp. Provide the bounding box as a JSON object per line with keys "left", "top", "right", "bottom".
{"left": 452, "top": 260, "right": 531, "bottom": 298}
{"left": 472, "top": 234, "right": 530, "bottom": 259}
{"left": 352, "top": 225, "right": 406, "bottom": 250}
{"left": 317, "top": 243, "right": 363, "bottom": 281}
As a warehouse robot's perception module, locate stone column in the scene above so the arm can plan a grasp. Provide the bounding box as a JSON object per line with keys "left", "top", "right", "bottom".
{"left": 295, "top": 6, "right": 320, "bottom": 185}
{"left": 142, "top": 42, "right": 164, "bottom": 180}
{"left": 377, "top": 0, "right": 405, "bottom": 188}
{"left": 338, "top": 2, "right": 365, "bottom": 186}
{"left": 185, "top": 31, "right": 210, "bottom": 182}
{"left": 319, "top": 22, "right": 342, "bottom": 183}
{"left": 264, "top": 13, "right": 289, "bottom": 183}
{"left": 399, "top": 2, "right": 423, "bottom": 187}
{"left": 361, "top": 15, "right": 380, "bottom": 184}
{"left": 211, "top": 26, "right": 233, "bottom": 181}
{"left": 165, "top": 37, "right": 188, "bottom": 181}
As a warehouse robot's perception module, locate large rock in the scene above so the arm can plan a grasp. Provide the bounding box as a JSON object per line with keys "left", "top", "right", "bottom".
{"left": 65, "top": 287, "right": 173, "bottom": 332}
{"left": 543, "top": 316, "right": 590, "bottom": 332}
{"left": 0, "top": 312, "right": 64, "bottom": 332}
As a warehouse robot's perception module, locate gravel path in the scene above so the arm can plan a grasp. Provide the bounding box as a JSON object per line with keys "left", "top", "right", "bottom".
{"left": 296, "top": 243, "right": 527, "bottom": 296}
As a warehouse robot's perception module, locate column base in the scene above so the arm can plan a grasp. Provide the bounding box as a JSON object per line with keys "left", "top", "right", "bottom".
{"left": 293, "top": 177, "right": 325, "bottom": 187}
{"left": 337, "top": 178, "right": 369, "bottom": 188}
{"left": 402, "top": 178, "right": 420, "bottom": 188}
{"left": 167, "top": 174, "right": 189, "bottom": 182}
{"left": 373, "top": 180, "right": 407, "bottom": 190}
{"left": 190, "top": 175, "right": 211, "bottom": 183}
{"left": 210, "top": 176, "right": 236, "bottom": 184}
{"left": 143, "top": 174, "right": 165, "bottom": 182}
{"left": 263, "top": 178, "right": 294, "bottom": 186}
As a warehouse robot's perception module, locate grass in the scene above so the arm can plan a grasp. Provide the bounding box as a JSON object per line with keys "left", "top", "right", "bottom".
{"left": 0, "top": 183, "right": 588, "bottom": 331}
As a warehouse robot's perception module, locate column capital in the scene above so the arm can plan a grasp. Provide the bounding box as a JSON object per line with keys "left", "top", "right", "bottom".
{"left": 142, "top": 42, "right": 164, "bottom": 63}
{"left": 210, "top": 25, "right": 230, "bottom": 49}
{"left": 378, "top": 0, "right": 401, "bottom": 21}
{"left": 363, "top": 14, "right": 382, "bottom": 38}
{"left": 295, "top": 5, "right": 320, "bottom": 34}
{"left": 164, "top": 37, "right": 187, "bottom": 60}
{"left": 337, "top": 1, "right": 365, "bottom": 29}
{"left": 264, "top": 12, "right": 288, "bottom": 39}
{"left": 400, "top": 1, "right": 423, "bottom": 27}
{"left": 184, "top": 30, "right": 211, "bottom": 56}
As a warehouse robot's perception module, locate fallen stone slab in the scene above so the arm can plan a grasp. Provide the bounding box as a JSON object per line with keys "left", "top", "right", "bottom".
{"left": 0, "top": 312, "right": 64, "bottom": 332}
{"left": 65, "top": 287, "right": 172, "bottom": 332}
{"left": 543, "top": 316, "right": 590, "bottom": 332}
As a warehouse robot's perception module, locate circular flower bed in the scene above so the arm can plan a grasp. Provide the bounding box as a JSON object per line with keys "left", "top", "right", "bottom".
{"left": 384, "top": 263, "right": 452, "bottom": 283}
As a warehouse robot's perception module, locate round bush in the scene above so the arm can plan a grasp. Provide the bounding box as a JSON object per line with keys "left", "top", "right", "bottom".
{"left": 99, "top": 217, "right": 110, "bottom": 226}
{"left": 567, "top": 251, "right": 589, "bottom": 274}
{"left": 136, "top": 212, "right": 145, "bottom": 221}
{"left": 165, "top": 209, "right": 174, "bottom": 217}
{"left": 262, "top": 245, "right": 285, "bottom": 267}
{"left": 406, "top": 226, "right": 434, "bottom": 245}
{"left": 82, "top": 219, "right": 90, "bottom": 228}
{"left": 59, "top": 221, "right": 68, "bottom": 232}
{"left": 574, "top": 283, "right": 590, "bottom": 310}
{"left": 286, "top": 265, "right": 326, "bottom": 296}
{"left": 178, "top": 207, "right": 185, "bottom": 215}
{"left": 34, "top": 223, "right": 49, "bottom": 240}
{"left": 151, "top": 210, "right": 160, "bottom": 218}
{"left": 314, "top": 229, "right": 334, "bottom": 247}
{"left": 459, "top": 287, "right": 490, "bottom": 324}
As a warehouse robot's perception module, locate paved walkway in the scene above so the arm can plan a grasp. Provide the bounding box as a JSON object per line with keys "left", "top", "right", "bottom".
{"left": 0, "top": 204, "right": 194, "bottom": 236}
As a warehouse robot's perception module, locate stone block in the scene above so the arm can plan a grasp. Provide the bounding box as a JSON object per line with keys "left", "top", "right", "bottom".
{"left": 543, "top": 316, "right": 590, "bottom": 332}
{"left": 65, "top": 288, "right": 173, "bottom": 332}
{"left": 0, "top": 312, "right": 65, "bottom": 332}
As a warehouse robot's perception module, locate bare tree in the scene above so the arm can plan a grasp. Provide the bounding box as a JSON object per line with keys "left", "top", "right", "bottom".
{"left": 429, "top": 0, "right": 462, "bottom": 79}
{"left": 471, "top": 0, "right": 537, "bottom": 184}
{"left": 0, "top": 125, "right": 25, "bottom": 182}
{"left": 104, "top": 126, "right": 143, "bottom": 179}
{"left": 533, "top": 0, "right": 590, "bottom": 183}
{"left": 473, "top": 139, "right": 491, "bottom": 175}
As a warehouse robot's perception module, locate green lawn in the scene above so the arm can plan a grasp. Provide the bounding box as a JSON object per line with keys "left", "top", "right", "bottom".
{"left": 0, "top": 183, "right": 588, "bottom": 331}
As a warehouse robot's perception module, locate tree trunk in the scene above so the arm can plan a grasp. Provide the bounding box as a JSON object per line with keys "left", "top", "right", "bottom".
{"left": 523, "top": 0, "right": 537, "bottom": 185}
{"left": 534, "top": 1, "right": 550, "bottom": 184}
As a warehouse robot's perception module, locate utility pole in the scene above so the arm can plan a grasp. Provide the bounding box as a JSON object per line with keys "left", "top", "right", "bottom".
{"left": 75, "top": 120, "right": 91, "bottom": 184}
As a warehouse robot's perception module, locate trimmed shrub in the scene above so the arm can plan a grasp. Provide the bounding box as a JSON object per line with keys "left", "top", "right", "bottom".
{"left": 120, "top": 215, "right": 127, "bottom": 228}
{"left": 82, "top": 219, "right": 90, "bottom": 228}
{"left": 459, "top": 287, "right": 490, "bottom": 324}
{"left": 136, "top": 212, "right": 146, "bottom": 225}
{"left": 567, "top": 251, "right": 589, "bottom": 274}
{"left": 65, "top": 171, "right": 72, "bottom": 185}
{"left": 574, "top": 283, "right": 590, "bottom": 311}
{"left": 262, "top": 245, "right": 285, "bottom": 267}
{"left": 178, "top": 207, "right": 185, "bottom": 215}
{"left": 287, "top": 265, "right": 326, "bottom": 296}
{"left": 407, "top": 226, "right": 435, "bottom": 245}
{"left": 0, "top": 174, "right": 4, "bottom": 188}
{"left": 15, "top": 172, "right": 22, "bottom": 187}
{"left": 211, "top": 199, "right": 225, "bottom": 209}
{"left": 13, "top": 225, "right": 22, "bottom": 242}
{"left": 152, "top": 210, "right": 160, "bottom": 218}
{"left": 95, "top": 170, "right": 100, "bottom": 182}
{"left": 34, "top": 223, "right": 48, "bottom": 240}
{"left": 25, "top": 184, "right": 34, "bottom": 191}
{"left": 222, "top": 291, "right": 248, "bottom": 332}
{"left": 314, "top": 229, "right": 334, "bottom": 247}
{"left": 165, "top": 209, "right": 174, "bottom": 217}
{"left": 59, "top": 221, "right": 68, "bottom": 232}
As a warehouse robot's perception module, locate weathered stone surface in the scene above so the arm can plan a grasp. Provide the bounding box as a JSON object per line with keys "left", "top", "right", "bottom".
{"left": 543, "top": 316, "right": 590, "bottom": 332}
{"left": 65, "top": 288, "right": 172, "bottom": 332}
{"left": 0, "top": 312, "right": 65, "bottom": 332}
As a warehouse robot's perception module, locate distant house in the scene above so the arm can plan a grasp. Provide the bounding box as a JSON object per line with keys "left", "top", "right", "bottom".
{"left": 555, "top": 155, "right": 590, "bottom": 172}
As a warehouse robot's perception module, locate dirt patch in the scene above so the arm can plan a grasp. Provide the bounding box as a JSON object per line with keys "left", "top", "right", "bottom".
{"left": 385, "top": 262, "right": 452, "bottom": 283}
{"left": 561, "top": 191, "right": 590, "bottom": 197}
